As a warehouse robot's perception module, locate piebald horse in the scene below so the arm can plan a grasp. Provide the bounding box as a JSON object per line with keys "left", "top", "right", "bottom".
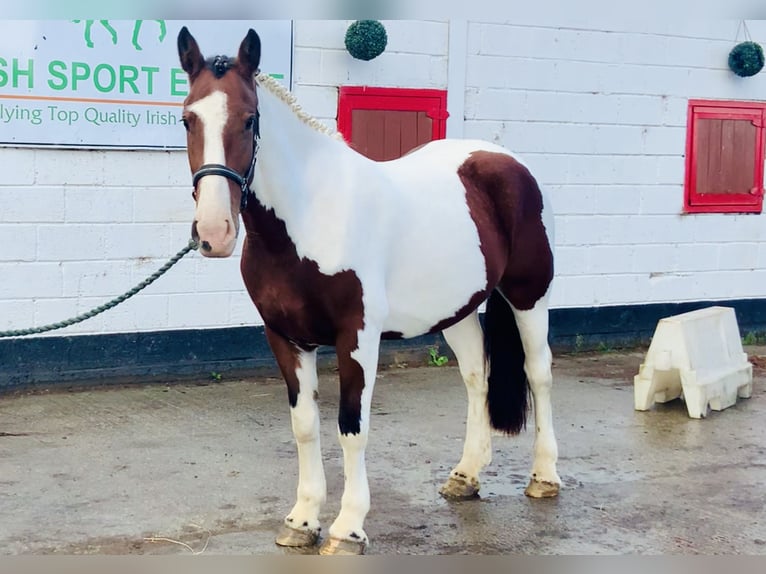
{"left": 177, "top": 27, "right": 560, "bottom": 555}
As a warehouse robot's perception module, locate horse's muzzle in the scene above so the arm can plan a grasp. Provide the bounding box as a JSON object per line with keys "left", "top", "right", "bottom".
{"left": 191, "top": 218, "right": 237, "bottom": 257}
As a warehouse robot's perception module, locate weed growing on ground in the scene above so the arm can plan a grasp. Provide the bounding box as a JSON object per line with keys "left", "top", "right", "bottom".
{"left": 428, "top": 346, "right": 448, "bottom": 367}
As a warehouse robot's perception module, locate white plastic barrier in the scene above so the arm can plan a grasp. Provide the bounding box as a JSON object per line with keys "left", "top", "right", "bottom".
{"left": 634, "top": 306, "right": 753, "bottom": 419}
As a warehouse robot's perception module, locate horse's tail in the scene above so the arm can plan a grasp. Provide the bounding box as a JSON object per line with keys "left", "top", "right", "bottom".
{"left": 484, "top": 289, "right": 528, "bottom": 434}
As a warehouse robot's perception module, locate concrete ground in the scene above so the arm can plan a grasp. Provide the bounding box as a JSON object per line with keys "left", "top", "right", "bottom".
{"left": 1, "top": 348, "right": 765, "bottom": 555}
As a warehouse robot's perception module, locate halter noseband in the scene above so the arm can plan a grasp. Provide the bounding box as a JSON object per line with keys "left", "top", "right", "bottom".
{"left": 191, "top": 118, "right": 259, "bottom": 212}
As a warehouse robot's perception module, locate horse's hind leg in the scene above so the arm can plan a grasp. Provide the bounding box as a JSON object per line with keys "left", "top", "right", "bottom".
{"left": 265, "top": 327, "right": 326, "bottom": 548}
{"left": 439, "top": 311, "right": 492, "bottom": 499}
{"left": 510, "top": 294, "right": 561, "bottom": 497}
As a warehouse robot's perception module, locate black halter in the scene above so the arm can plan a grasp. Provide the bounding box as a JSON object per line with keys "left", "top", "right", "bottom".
{"left": 191, "top": 119, "right": 259, "bottom": 212}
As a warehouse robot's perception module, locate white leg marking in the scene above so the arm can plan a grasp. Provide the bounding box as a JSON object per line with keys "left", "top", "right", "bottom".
{"left": 511, "top": 295, "right": 561, "bottom": 490}
{"left": 327, "top": 327, "right": 382, "bottom": 547}
{"left": 441, "top": 312, "right": 491, "bottom": 496}
{"left": 285, "top": 349, "right": 326, "bottom": 535}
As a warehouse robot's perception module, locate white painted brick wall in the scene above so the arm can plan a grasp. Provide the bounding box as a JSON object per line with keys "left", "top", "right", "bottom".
{"left": 292, "top": 19, "right": 449, "bottom": 128}
{"left": 0, "top": 146, "right": 245, "bottom": 336}
{"left": 466, "top": 20, "right": 766, "bottom": 309}
{"left": 0, "top": 225, "right": 37, "bottom": 262}
{"left": 3, "top": 20, "right": 766, "bottom": 339}
{"left": 0, "top": 299, "right": 35, "bottom": 331}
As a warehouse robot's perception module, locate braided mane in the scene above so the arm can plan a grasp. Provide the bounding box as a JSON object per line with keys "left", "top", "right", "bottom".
{"left": 255, "top": 72, "right": 345, "bottom": 141}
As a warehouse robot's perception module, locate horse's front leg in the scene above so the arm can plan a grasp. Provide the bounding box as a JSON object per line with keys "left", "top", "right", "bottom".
{"left": 265, "top": 327, "right": 326, "bottom": 548}
{"left": 319, "top": 326, "right": 381, "bottom": 556}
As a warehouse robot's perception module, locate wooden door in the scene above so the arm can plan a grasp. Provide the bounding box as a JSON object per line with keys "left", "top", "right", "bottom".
{"left": 337, "top": 87, "right": 448, "bottom": 161}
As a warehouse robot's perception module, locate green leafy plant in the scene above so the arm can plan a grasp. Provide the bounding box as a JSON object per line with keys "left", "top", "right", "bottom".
{"left": 345, "top": 20, "right": 388, "bottom": 61}
{"left": 728, "top": 41, "right": 765, "bottom": 77}
{"left": 742, "top": 331, "right": 766, "bottom": 345}
{"left": 428, "top": 346, "right": 449, "bottom": 367}
{"left": 210, "top": 371, "right": 222, "bottom": 381}
{"left": 597, "top": 341, "right": 613, "bottom": 353}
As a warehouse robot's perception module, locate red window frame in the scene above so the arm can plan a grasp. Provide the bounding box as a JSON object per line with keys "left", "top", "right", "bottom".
{"left": 684, "top": 99, "right": 766, "bottom": 214}
{"left": 337, "top": 86, "right": 449, "bottom": 145}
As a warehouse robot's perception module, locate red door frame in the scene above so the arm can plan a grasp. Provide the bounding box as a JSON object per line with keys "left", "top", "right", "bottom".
{"left": 337, "top": 86, "right": 449, "bottom": 144}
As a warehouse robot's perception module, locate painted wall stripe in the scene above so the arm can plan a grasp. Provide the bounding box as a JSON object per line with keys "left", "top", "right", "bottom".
{"left": 3, "top": 299, "right": 766, "bottom": 393}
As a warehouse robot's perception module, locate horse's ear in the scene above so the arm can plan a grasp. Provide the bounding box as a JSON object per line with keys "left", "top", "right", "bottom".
{"left": 178, "top": 26, "right": 205, "bottom": 81}
{"left": 237, "top": 29, "right": 261, "bottom": 80}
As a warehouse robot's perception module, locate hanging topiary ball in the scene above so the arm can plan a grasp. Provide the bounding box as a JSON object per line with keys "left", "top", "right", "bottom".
{"left": 345, "top": 20, "right": 388, "bottom": 61}
{"left": 728, "top": 41, "right": 765, "bottom": 77}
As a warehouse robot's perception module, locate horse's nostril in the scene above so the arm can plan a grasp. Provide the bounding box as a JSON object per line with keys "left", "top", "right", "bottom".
{"left": 191, "top": 220, "right": 200, "bottom": 240}
{"left": 201, "top": 241, "right": 212, "bottom": 252}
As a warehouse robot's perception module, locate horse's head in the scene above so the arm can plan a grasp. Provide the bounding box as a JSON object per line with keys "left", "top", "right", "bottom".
{"left": 178, "top": 27, "right": 261, "bottom": 257}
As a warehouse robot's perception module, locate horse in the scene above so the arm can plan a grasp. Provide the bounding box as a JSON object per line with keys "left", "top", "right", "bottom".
{"left": 177, "top": 26, "right": 561, "bottom": 555}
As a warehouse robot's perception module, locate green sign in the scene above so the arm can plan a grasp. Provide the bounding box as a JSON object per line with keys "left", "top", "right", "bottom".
{"left": 0, "top": 20, "right": 293, "bottom": 148}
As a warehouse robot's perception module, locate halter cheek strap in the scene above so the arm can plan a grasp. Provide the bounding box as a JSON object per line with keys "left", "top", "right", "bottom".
{"left": 191, "top": 128, "right": 259, "bottom": 212}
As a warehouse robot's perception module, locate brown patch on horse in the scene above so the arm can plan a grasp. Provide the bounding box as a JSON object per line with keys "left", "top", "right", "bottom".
{"left": 381, "top": 330, "right": 404, "bottom": 340}
{"left": 458, "top": 151, "right": 553, "bottom": 311}
{"left": 240, "top": 202, "right": 365, "bottom": 347}
{"left": 240, "top": 198, "right": 367, "bottom": 433}
{"left": 335, "top": 332, "right": 366, "bottom": 435}
{"left": 263, "top": 325, "right": 305, "bottom": 407}
{"left": 426, "top": 290, "right": 492, "bottom": 334}
{"left": 425, "top": 150, "right": 552, "bottom": 333}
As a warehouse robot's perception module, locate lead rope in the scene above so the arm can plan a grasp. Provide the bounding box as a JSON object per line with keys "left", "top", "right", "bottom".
{"left": 0, "top": 239, "right": 199, "bottom": 339}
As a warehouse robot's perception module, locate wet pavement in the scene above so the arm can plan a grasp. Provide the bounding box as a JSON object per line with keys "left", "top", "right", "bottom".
{"left": 1, "top": 348, "right": 765, "bottom": 555}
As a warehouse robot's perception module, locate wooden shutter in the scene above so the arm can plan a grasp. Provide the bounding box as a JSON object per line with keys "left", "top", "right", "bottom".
{"left": 338, "top": 87, "right": 448, "bottom": 162}
{"left": 685, "top": 100, "right": 766, "bottom": 214}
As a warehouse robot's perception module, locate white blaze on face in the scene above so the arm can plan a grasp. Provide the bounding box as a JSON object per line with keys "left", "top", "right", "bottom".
{"left": 187, "top": 90, "right": 238, "bottom": 257}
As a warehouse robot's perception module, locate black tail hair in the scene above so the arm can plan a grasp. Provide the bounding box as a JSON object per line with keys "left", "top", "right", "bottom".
{"left": 484, "top": 289, "right": 528, "bottom": 434}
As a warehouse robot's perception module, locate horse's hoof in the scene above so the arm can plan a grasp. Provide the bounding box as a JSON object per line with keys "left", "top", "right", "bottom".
{"left": 275, "top": 524, "right": 320, "bottom": 547}
{"left": 318, "top": 537, "right": 367, "bottom": 555}
{"left": 524, "top": 478, "right": 560, "bottom": 498}
{"left": 439, "top": 474, "right": 480, "bottom": 500}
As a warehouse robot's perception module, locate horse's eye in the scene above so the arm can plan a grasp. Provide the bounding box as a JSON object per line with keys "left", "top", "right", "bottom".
{"left": 245, "top": 115, "right": 256, "bottom": 131}
{"left": 182, "top": 117, "right": 189, "bottom": 131}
